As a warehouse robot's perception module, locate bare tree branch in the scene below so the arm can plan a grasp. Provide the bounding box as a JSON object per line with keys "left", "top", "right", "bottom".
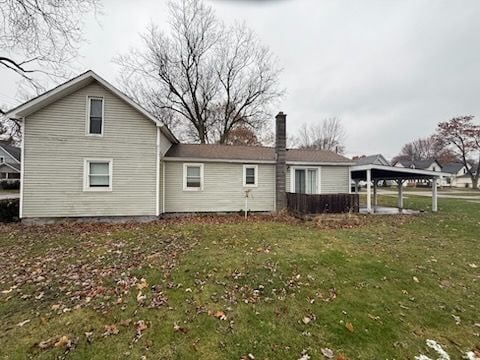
{"left": 294, "top": 118, "right": 346, "bottom": 154}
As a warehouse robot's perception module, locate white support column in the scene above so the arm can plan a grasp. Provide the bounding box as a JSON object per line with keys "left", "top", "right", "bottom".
{"left": 373, "top": 180, "right": 378, "bottom": 210}
{"left": 366, "top": 169, "right": 372, "bottom": 213}
{"left": 432, "top": 177, "right": 438, "bottom": 212}
{"left": 397, "top": 180, "right": 404, "bottom": 210}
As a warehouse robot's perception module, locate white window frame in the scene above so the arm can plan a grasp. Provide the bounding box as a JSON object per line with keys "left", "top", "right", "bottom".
{"left": 86, "top": 96, "right": 104, "bottom": 137}
{"left": 243, "top": 164, "right": 258, "bottom": 187}
{"left": 290, "top": 166, "right": 321, "bottom": 194}
{"left": 183, "top": 163, "right": 204, "bottom": 191}
{"left": 83, "top": 158, "right": 113, "bottom": 192}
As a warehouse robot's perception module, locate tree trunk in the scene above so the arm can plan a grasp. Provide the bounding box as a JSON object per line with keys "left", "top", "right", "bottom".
{"left": 472, "top": 176, "right": 479, "bottom": 190}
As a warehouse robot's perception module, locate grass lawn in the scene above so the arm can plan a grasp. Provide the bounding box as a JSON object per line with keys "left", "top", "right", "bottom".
{"left": 0, "top": 196, "right": 479, "bottom": 359}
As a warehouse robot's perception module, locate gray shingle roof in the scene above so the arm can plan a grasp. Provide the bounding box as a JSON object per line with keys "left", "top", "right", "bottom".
{"left": 394, "top": 158, "right": 440, "bottom": 170}
{"left": 164, "top": 144, "right": 352, "bottom": 163}
{"left": 442, "top": 162, "right": 465, "bottom": 174}
{"left": 355, "top": 154, "right": 390, "bottom": 166}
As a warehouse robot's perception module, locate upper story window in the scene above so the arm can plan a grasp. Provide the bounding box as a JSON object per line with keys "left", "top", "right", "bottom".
{"left": 183, "top": 163, "right": 203, "bottom": 191}
{"left": 243, "top": 165, "right": 258, "bottom": 187}
{"left": 0, "top": 156, "right": 4, "bottom": 164}
{"left": 87, "top": 97, "right": 104, "bottom": 136}
{"left": 83, "top": 159, "right": 112, "bottom": 192}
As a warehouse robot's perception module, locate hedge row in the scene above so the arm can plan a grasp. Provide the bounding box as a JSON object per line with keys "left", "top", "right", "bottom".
{"left": 0, "top": 198, "right": 19, "bottom": 222}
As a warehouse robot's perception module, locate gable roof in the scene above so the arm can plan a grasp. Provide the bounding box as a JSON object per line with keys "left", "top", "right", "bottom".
{"left": 164, "top": 144, "right": 354, "bottom": 164}
{"left": 0, "top": 141, "right": 20, "bottom": 162}
{"left": 442, "top": 162, "right": 465, "bottom": 174}
{"left": 5, "top": 70, "right": 178, "bottom": 144}
{"left": 393, "top": 158, "right": 441, "bottom": 170}
{"left": 354, "top": 154, "right": 390, "bottom": 166}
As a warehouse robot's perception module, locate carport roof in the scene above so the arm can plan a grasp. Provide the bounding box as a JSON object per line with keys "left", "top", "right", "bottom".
{"left": 351, "top": 164, "right": 451, "bottom": 181}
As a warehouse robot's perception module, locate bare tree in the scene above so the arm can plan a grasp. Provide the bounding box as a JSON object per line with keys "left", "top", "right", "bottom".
{"left": 294, "top": 117, "right": 346, "bottom": 154}
{"left": 222, "top": 125, "right": 261, "bottom": 146}
{"left": 437, "top": 116, "right": 480, "bottom": 189}
{"left": 0, "top": 0, "right": 101, "bottom": 95}
{"left": 0, "top": 0, "right": 101, "bottom": 143}
{"left": 116, "top": 0, "right": 283, "bottom": 144}
{"left": 392, "top": 135, "right": 457, "bottom": 165}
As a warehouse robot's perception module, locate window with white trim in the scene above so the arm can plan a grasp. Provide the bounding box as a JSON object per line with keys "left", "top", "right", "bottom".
{"left": 243, "top": 165, "right": 258, "bottom": 187}
{"left": 292, "top": 167, "right": 319, "bottom": 194}
{"left": 183, "top": 163, "right": 203, "bottom": 191}
{"left": 87, "top": 97, "right": 104, "bottom": 135}
{"left": 84, "top": 159, "right": 112, "bottom": 191}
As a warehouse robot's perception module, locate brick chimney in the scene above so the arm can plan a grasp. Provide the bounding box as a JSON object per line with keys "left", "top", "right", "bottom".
{"left": 275, "top": 112, "right": 287, "bottom": 211}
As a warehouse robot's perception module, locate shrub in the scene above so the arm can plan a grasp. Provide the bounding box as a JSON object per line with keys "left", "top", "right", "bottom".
{"left": 0, "top": 180, "right": 20, "bottom": 190}
{"left": 0, "top": 198, "right": 19, "bottom": 222}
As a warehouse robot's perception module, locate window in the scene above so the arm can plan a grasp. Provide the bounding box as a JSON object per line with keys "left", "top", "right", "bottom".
{"left": 243, "top": 165, "right": 258, "bottom": 187}
{"left": 0, "top": 157, "right": 4, "bottom": 164}
{"left": 183, "top": 163, "right": 203, "bottom": 191}
{"left": 292, "top": 167, "right": 319, "bottom": 194}
{"left": 87, "top": 97, "right": 104, "bottom": 135}
{"left": 84, "top": 159, "right": 112, "bottom": 191}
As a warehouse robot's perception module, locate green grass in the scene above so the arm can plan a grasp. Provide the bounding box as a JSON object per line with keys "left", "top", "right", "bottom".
{"left": 0, "top": 197, "right": 479, "bottom": 359}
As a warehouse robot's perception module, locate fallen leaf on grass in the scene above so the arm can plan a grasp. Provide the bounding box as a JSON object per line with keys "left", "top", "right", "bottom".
{"left": 345, "top": 322, "right": 354, "bottom": 333}
{"left": 54, "top": 335, "right": 70, "bottom": 348}
{"left": 136, "top": 278, "right": 148, "bottom": 290}
{"left": 103, "top": 324, "right": 119, "bottom": 336}
{"left": 413, "top": 276, "right": 420, "bottom": 283}
{"left": 136, "top": 291, "right": 146, "bottom": 305}
{"left": 173, "top": 323, "right": 188, "bottom": 334}
{"left": 321, "top": 347, "right": 334, "bottom": 358}
{"left": 302, "top": 316, "right": 312, "bottom": 325}
{"left": 85, "top": 332, "right": 94, "bottom": 344}
{"left": 16, "top": 319, "right": 30, "bottom": 327}
{"left": 38, "top": 338, "right": 55, "bottom": 349}
{"left": 135, "top": 320, "right": 148, "bottom": 335}
{"left": 452, "top": 315, "right": 461, "bottom": 325}
{"left": 213, "top": 311, "right": 227, "bottom": 320}
{"left": 468, "top": 263, "right": 478, "bottom": 268}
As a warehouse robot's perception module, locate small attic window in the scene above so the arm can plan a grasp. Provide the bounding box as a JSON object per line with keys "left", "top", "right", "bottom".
{"left": 87, "top": 97, "right": 104, "bottom": 136}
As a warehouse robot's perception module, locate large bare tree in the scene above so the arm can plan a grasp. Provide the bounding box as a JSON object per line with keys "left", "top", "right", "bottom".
{"left": 392, "top": 135, "right": 457, "bottom": 165}
{"left": 0, "top": 0, "right": 100, "bottom": 143}
{"left": 436, "top": 116, "right": 480, "bottom": 189}
{"left": 116, "top": 0, "right": 283, "bottom": 144}
{"left": 294, "top": 117, "right": 346, "bottom": 154}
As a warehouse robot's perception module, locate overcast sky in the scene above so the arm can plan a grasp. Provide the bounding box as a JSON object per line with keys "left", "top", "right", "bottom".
{"left": 1, "top": 0, "right": 480, "bottom": 158}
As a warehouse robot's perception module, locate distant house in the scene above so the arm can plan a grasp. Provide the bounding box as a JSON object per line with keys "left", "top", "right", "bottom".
{"left": 441, "top": 162, "right": 475, "bottom": 188}
{"left": 354, "top": 154, "right": 390, "bottom": 166}
{"left": 392, "top": 158, "right": 442, "bottom": 186}
{"left": 0, "top": 141, "right": 21, "bottom": 180}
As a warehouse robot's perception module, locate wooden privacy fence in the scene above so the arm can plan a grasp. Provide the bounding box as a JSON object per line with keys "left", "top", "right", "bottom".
{"left": 286, "top": 193, "right": 359, "bottom": 216}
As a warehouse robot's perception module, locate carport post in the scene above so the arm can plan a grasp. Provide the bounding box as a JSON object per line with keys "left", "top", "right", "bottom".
{"left": 397, "top": 180, "right": 404, "bottom": 209}
{"left": 373, "top": 180, "right": 378, "bottom": 210}
{"left": 366, "top": 168, "right": 372, "bottom": 213}
{"left": 432, "top": 177, "right": 438, "bottom": 212}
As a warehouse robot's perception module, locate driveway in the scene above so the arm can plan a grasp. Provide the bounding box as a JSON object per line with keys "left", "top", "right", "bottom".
{"left": 0, "top": 192, "right": 19, "bottom": 200}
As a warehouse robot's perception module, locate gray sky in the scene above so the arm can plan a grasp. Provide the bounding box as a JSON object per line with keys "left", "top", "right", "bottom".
{"left": 2, "top": 0, "right": 480, "bottom": 159}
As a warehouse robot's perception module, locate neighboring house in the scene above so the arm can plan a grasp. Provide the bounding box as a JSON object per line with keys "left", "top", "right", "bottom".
{"left": 0, "top": 141, "right": 21, "bottom": 180}
{"left": 392, "top": 158, "right": 442, "bottom": 186}
{"left": 441, "top": 162, "right": 478, "bottom": 188}
{"left": 5, "top": 71, "right": 354, "bottom": 221}
{"left": 354, "top": 154, "right": 392, "bottom": 187}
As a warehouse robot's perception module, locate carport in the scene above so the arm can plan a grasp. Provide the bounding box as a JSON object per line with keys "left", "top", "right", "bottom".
{"left": 350, "top": 164, "right": 451, "bottom": 213}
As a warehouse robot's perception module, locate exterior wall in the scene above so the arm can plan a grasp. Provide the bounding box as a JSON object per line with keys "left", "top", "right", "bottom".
{"left": 286, "top": 165, "right": 350, "bottom": 194}
{"left": 23, "top": 81, "right": 158, "bottom": 218}
{"left": 164, "top": 161, "right": 275, "bottom": 213}
{"left": 160, "top": 132, "right": 172, "bottom": 156}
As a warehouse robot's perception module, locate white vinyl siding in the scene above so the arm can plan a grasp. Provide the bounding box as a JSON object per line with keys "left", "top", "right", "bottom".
{"left": 23, "top": 82, "right": 158, "bottom": 218}
{"left": 165, "top": 162, "right": 275, "bottom": 213}
{"left": 286, "top": 165, "right": 350, "bottom": 194}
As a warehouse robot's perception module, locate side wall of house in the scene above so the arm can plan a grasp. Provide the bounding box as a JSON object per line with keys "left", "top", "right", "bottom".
{"left": 23, "top": 81, "right": 158, "bottom": 218}
{"left": 163, "top": 162, "right": 275, "bottom": 213}
{"left": 285, "top": 165, "right": 350, "bottom": 193}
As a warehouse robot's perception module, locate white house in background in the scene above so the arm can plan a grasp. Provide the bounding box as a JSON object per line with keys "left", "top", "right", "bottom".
{"left": 0, "top": 141, "right": 21, "bottom": 180}
{"left": 441, "top": 162, "right": 476, "bottom": 188}
{"left": 392, "top": 158, "right": 442, "bottom": 186}
{"left": 5, "top": 70, "right": 354, "bottom": 222}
